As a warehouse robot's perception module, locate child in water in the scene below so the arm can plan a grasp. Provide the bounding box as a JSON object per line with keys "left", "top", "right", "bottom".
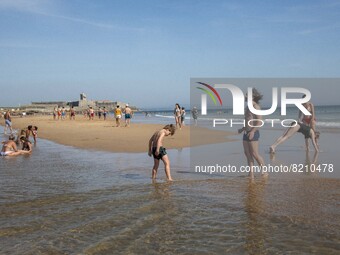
{"left": 148, "top": 124, "right": 176, "bottom": 181}
{"left": 32, "top": 126, "right": 38, "bottom": 143}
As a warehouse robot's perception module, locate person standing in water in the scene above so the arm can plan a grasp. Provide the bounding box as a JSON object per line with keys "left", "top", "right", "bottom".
{"left": 298, "top": 95, "right": 316, "bottom": 131}
{"left": 32, "top": 126, "right": 38, "bottom": 143}
{"left": 148, "top": 124, "right": 176, "bottom": 181}
{"left": 180, "top": 107, "right": 186, "bottom": 126}
{"left": 299, "top": 95, "right": 318, "bottom": 147}
{"left": 191, "top": 107, "right": 198, "bottom": 126}
{"left": 238, "top": 88, "right": 266, "bottom": 179}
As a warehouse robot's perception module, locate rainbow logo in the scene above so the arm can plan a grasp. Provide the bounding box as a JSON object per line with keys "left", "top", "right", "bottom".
{"left": 196, "top": 82, "right": 223, "bottom": 106}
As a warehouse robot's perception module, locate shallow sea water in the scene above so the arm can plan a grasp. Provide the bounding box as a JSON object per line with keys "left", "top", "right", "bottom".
{"left": 0, "top": 128, "right": 339, "bottom": 254}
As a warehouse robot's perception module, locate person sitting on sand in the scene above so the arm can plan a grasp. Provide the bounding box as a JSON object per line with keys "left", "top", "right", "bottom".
{"left": 269, "top": 122, "right": 319, "bottom": 154}
{"left": 20, "top": 137, "right": 32, "bottom": 151}
{"left": 16, "top": 129, "right": 26, "bottom": 146}
{"left": 1, "top": 135, "right": 32, "bottom": 156}
{"left": 148, "top": 124, "right": 176, "bottom": 181}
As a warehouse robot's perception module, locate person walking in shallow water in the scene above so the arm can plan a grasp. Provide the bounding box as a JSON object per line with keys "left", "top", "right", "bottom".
{"left": 180, "top": 107, "right": 186, "bottom": 126}
{"left": 148, "top": 124, "right": 176, "bottom": 181}
{"left": 238, "top": 88, "right": 266, "bottom": 179}
{"left": 192, "top": 107, "right": 198, "bottom": 126}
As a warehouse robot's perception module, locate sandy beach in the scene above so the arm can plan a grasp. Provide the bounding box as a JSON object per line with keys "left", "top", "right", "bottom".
{"left": 1, "top": 115, "right": 234, "bottom": 153}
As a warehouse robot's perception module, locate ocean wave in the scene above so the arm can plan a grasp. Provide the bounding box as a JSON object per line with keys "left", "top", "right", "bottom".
{"left": 153, "top": 114, "right": 340, "bottom": 128}
{"left": 316, "top": 121, "right": 340, "bottom": 128}
{"left": 154, "top": 114, "right": 174, "bottom": 119}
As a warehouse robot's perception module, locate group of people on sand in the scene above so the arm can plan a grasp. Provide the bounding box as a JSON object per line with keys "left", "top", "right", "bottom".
{"left": 53, "top": 106, "right": 81, "bottom": 121}
{"left": 1, "top": 125, "right": 38, "bottom": 157}
{"left": 238, "top": 88, "right": 319, "bottom": 179}
{"left": 173, "top": 103, "right": 186, "bottom": 129}
{"left": 53, "top": 105, "right": 134, "bottom": 127}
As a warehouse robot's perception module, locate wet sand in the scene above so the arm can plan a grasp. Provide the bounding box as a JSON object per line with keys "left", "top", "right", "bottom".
{"left": 1, "top": 115, "right": 234, "bottom": 153}
{"left": 0, "top": 135, "right": 339, "bottom": 254}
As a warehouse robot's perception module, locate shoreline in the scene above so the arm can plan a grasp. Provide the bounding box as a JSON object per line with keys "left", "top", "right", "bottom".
{"left": 1, "top": 115, "right": 235, "bottom": 153}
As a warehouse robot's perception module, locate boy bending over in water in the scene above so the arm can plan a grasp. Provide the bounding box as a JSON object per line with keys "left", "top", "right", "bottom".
{"left": 148, "top": 124, "right": 176, "bottom": 181}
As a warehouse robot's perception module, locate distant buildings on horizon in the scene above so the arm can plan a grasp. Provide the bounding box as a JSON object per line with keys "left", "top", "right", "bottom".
{"left": 6, "top": 93, "right": 137, "bottom": 114}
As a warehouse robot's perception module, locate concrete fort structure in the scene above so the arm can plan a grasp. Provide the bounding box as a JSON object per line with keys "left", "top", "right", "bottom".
{"left": 19, "top": 93, "right": 136, "bottom": 114}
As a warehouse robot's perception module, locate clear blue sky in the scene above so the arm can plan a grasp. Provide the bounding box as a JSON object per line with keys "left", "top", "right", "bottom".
{"left": 1, "top": 0, "right": 340, "bottom": 108}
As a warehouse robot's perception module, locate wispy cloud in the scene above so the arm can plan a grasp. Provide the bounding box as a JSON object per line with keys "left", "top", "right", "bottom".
{"left": 297, "top": 24, "right": 340, "bottom": 35}
{"left": 34, "top": 11, "right": 124, "bottom": 30}
{"left": 0, "top": 42, "right": 51, "bottom": 49}
{"left": 0, "top": 0, "right": 50, "bottom": 12}
{"left": 0, "top": 0, "right": 143, "bottom": 31}
{"left": 288, "top": 1, "right": 340, "bottom": 12}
